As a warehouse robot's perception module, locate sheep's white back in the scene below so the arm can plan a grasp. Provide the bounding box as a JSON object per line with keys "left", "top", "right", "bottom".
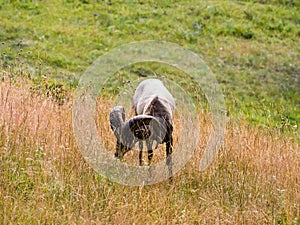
{"left": 133, "top": 79, "right": 175, "bottom": 116}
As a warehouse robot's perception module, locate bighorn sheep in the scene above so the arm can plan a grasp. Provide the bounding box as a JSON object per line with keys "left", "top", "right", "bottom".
{"left": 110, "top": 79, "right": 175, "bottom": 166}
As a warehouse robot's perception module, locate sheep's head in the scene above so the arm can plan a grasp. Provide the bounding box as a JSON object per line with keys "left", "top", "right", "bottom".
{"left": 110, "top": 106, "right": 167, "bottom": 160}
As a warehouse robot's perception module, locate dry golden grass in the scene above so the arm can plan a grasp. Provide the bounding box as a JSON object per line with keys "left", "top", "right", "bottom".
{"left": 0, "top": 78, "right": 299, "bottom": 224}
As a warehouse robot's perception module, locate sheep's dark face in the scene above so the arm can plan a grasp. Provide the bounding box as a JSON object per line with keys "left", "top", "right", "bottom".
{"left": 133, "top": 125, "right": 151, "bottom": 140}
{"left": 110, "top": 104, "right": 169, "bottom": 161}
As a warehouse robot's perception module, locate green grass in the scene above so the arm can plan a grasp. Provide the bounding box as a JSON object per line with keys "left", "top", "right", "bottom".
{"left": 0, "top": 0, "right": 299, "bottom": 137}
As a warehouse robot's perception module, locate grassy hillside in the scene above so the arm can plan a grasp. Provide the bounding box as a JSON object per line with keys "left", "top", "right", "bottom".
{"left": 0, "top": 0, "right": 299, "bottom": 135}
{"left": 0, "top": 0, "right": 300, "bottom": 224}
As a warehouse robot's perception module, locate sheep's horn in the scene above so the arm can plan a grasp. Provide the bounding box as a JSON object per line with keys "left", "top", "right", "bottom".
{"left": 109, "top": 106, "right": 126, "bottom": 141}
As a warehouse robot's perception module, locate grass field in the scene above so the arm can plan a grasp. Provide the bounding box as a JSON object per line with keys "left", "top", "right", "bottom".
{"left": 0, "top": 0, "right": 299, "bottom": 224}
{"left": 1, "top": 0, "right": 299, "bottom": 133}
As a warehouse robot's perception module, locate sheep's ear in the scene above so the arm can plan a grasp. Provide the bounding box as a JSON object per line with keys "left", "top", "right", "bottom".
{"left": 127, "top": 115, "right": 164, "bottom": 140}
{"left": 110, "top": 106, "right": 125, "bottom": 140}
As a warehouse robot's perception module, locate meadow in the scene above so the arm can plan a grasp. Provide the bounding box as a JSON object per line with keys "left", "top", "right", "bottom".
{"left": 0, "top": 0, "right": 299, "bottom": 224}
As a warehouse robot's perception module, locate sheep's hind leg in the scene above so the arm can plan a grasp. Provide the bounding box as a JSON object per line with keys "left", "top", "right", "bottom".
{"left": 166, "top": 134, "right": 173, "bottom": 182}
{"left": 166, "top": 135, "right": 173, "bottom": 156}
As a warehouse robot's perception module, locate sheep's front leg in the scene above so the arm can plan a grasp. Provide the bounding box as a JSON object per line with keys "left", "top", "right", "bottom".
{"left": 139, "top": 141, "right": 143, "bottom": 166}
{"left": 146, "top": 140, "right": 153, "bottom": 165}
